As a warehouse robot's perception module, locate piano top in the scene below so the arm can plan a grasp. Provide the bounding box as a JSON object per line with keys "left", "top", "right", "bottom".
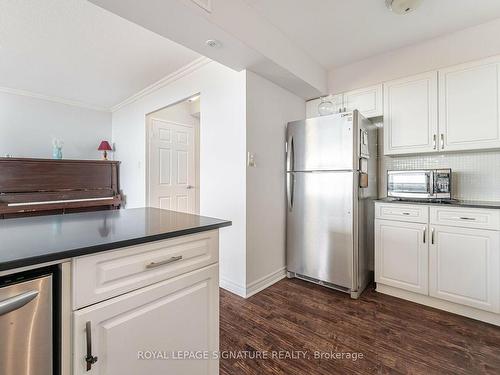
{"left": 0, "top": 157, "right": 122, "bottom": 218}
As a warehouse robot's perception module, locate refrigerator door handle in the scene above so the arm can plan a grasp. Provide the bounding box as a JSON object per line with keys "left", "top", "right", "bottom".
{"left": 286, "top": 136, "right": 294, "bottom": 171}
{"left": 287, "top": 173, "right": 295, "bottom": 211}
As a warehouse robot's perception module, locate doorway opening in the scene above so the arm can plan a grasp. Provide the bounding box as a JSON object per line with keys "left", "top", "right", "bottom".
{"left": 146, "top": 94, "right": 200, "bottom": 214}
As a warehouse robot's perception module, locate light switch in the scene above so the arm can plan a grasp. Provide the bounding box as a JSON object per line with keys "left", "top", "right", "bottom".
{"left": 247, "top": 152, "right": 256, "bottom": 167}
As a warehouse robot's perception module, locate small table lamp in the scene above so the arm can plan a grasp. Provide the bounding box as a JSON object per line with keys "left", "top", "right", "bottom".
{"left": 98, "top": 141, "right": 112, "bottom": 160}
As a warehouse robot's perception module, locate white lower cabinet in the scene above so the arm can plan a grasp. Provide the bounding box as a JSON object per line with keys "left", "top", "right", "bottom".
{"left": 73, "top": 263, "right": 219, "bottom": 375}
{"left": 375, "top": 220, "right": 428, "bottom": 294}
{"left": 375, "top": 202, "right": 500, "bottom": 324}
{"left": 429, "top": 225, "right": 499, "bottom": 313}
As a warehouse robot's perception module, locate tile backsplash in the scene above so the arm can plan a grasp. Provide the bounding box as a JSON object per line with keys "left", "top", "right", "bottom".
{"left": 378, "top": 151, "right": 500, "bottom": 201}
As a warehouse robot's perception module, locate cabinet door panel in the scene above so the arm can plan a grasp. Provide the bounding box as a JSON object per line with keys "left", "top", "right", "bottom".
{"left": 73, "top": 264, "right": 219, "bottom": 375}
{"left": 430, "top": 226, "right": 499, "bottom": 312}
{"left": 383, "top": 72, "right": 438, "bottom": 155}
{"left": 344, "top": 84, "right": 383, "bottom": 118}
{"left": 375, "top": 220, "right": 428, "bottom": 294}
{"left": 439, "top": 58, "right": 500, "bottom": 151}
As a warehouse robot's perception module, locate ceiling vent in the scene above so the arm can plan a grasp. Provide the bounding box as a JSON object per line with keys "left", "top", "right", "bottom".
{"left": 385, "top": 0, "right": 422, "bottom": 15}
{"left": 190, "top": 0, "right": 212, "bottom": 13}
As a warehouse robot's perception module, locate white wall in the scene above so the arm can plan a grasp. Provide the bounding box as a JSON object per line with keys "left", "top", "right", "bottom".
{"left": 245, "top": 71, "right": 305, "bottom": 295}
{"left": 111, "top": 61, "right": 247, "bottom": 292}
{"left": 0, "top": 91, "right": 111, "bottom": 159}
{"left": 328, "top": 17, "right": 500, "bottom": 93}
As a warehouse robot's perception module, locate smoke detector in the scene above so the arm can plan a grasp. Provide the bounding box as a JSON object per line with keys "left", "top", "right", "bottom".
{"left": 385, "top": 0, "right": 422, "bottom": 15}
{"left": 205, "top": 39, "right": 222, "bottom": 48}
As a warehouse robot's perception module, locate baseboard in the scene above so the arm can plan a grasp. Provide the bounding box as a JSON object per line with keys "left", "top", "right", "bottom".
{"left": 245, "top": 267, "right": 286, "bottom": 298}
{"left": 220, "top": 277, "right": 246, "bottom": 298}
{"left": 376, "top": 284, "right": 500, "bottom": 326}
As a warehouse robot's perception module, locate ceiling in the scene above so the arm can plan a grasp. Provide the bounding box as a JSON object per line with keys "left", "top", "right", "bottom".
{"left": 0, "top": 0, "right": 200, "bottom": 110}
{"left": 245, "top": 0, "right": 500, "bottom": 69}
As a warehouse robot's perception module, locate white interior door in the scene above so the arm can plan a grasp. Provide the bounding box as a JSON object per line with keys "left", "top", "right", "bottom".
{"left": 148, "top": 118, "right": 196, "bottom": 213}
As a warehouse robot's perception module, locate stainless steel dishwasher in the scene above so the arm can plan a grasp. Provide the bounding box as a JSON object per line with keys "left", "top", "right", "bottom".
{"left": 0, "top": 266, "right": 58, "bottom": 375}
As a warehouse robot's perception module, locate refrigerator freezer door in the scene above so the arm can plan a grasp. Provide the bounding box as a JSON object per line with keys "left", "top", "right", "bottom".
{"left": 286, "top": 113, "right": 355, "bottom": 172}
{"left": 287, "top": 171, "right": 355, "bottom": 288}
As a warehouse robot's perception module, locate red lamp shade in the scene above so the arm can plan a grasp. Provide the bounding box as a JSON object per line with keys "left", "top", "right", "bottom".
{"left": 98, "top": 141, "right": 112, "bottom": 151}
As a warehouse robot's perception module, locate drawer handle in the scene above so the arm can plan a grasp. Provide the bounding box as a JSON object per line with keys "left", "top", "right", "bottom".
{"left": 401, "top": 212, "right": 410, "bottom": 216}
{"left": 146, "top": 255, "right": 183, "bottom": 269}
{"left": 455, "top": 217, "right": 476, "bottom": 221}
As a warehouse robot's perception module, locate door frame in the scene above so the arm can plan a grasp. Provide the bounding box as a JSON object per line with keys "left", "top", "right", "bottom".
{"left": 145, "top": 108, "right": 200, "bottom": 214}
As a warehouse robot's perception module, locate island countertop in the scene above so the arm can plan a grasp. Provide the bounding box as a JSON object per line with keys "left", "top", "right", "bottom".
{"left": 0, "top": 207, "right": 231, "bottom": 272}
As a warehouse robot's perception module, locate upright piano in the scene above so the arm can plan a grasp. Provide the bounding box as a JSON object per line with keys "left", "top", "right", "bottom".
{"left": 0, "top": 158, "right": 122, "bottom": 219}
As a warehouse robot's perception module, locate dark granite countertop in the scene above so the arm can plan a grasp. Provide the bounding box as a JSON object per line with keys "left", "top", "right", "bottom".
{"left": 0, "top": 207, "right": 231, "bottom": 272}
{"left": 376, "top": 198, "right": 500, "bottom": 210}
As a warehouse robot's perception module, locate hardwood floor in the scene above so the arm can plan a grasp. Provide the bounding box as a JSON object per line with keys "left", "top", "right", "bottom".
{"left": 220, "top": 278, "right": 500, "bottom": 375}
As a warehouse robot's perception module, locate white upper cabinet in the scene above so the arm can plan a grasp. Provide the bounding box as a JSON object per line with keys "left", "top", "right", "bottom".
{"left": 344, "top": 84, "right": 383, "bottom": 118}
{"left": 305, "top": 85, "right": 383, "bottom": 119}
{"left": 305, "top": 94, "right": 343, "bottom": 118}
{"left": 383, "top": 71, "right": 439, "bottom": 155}
{"left": 439, "top": 57, "right": 500, "bottom": 152}
{"left": 382, "top": 56, "right": 500, "bottom": 155}
{"left": 305, "top": 97, "right": 322, "bottom": 118}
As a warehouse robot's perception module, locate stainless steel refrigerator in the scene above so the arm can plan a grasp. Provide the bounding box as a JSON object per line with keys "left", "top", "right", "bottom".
{"left": 286, "top": 110, "right": 377, "bottom": 298}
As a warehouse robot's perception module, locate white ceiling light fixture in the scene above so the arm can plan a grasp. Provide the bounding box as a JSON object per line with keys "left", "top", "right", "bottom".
{"left": 385, "top": 0, "right": 423, "bottom": 15}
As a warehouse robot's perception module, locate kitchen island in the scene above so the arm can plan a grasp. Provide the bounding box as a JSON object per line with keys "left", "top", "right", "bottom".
{"left": 0, "top": 208, "right": 231, "bottom": 375}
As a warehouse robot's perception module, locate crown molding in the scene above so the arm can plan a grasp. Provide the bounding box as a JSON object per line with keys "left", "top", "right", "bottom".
{"left": 0, "top": 57, "right": 211, "bottom": 113}
{"left": 110, "top": 56, "right": 212, "bottom": 113}
{"left": 0, "top": 86, "right": 109, "bottom": 112}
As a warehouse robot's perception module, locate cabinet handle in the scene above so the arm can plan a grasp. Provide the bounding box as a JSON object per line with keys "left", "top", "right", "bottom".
{"left": 423, "top": 227, "right": 426, "bottom": 243}
{"left": 457, "top": 217, "right": 476, "bottom": 221}
{"left": 85, "top": 321, "right": 98, "bottom": 371}
{"left": 146, "top": 255, "right": 183, "bottom": 269}
{"left": 401, "top": 212, "right": 410, "bottom": 216}
{"left": 441, "top": 134, "right": 445, "bottom": 149}
{"left": 431, "top": 228, "right": 435, "bottom": 245}
{"left": 433, "top": 134, "right": 437, "bottom": 150}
